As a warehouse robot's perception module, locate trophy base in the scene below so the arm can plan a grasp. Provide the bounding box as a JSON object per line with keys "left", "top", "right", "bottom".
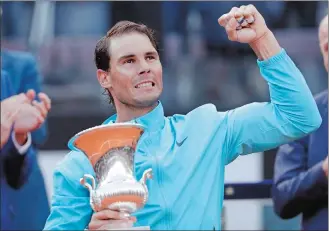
{"left": 109, "top": 226, "right": 150, "bottom": 230}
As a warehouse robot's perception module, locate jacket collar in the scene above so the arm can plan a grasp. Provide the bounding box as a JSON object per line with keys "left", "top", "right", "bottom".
{"left": 102, "top": 101, "right": 165, "bottom": 133}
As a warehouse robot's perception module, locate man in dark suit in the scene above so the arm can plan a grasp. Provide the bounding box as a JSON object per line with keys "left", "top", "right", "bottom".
{"left": 272, "top": 15, "right": 328, "bottom": 231}
{"left": 1, "top": 70, "right": 51, "bottom": 230}
{"left": 1, "top": 50, "right": 47, "bottom": 145}
{"left": 1, "top": 50, "right": 51, "bottom": 230}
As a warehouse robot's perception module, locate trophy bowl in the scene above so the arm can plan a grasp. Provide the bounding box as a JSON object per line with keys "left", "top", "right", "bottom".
{"left": 68, "top": 123, "right": 152, "bottom": 215}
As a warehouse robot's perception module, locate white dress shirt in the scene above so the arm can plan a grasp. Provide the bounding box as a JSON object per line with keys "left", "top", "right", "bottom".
{"left": 11, "top": 132, "right": 32, "bottom": 155}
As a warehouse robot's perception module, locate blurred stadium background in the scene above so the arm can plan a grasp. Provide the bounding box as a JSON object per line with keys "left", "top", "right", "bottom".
{"left": 1, "top": 1, "right": 328, "bottom": 230}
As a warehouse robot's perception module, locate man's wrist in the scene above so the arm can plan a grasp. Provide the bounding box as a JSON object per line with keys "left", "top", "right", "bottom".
{"left": 249, "top": 30, "right": 282, "bottom": 61}
{"left": 12, "top": 132, "right": 32, "bottom": 155}
{"left": 14, "top": 132, "right": 28, "bottom": 146}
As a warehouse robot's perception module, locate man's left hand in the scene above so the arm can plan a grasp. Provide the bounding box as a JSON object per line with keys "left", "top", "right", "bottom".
{"left": 218, "top": 4, "right": 269, "bottom": 44}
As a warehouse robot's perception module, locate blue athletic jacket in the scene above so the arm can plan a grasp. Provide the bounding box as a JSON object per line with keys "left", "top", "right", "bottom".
{"left": 44, "top": 49, "right": 321, "bottom": 230}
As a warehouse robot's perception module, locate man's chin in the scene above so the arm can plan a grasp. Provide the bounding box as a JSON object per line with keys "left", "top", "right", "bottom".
{"left": 134, "top": 97, "right": 159, "bottom": 108}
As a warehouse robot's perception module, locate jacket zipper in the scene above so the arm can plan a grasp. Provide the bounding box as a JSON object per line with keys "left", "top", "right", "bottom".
{"left": 153, "top": 154, "right": 170, "bottom": 229}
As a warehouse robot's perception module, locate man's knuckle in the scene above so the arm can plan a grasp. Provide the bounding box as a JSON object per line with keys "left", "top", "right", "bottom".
{"left": 92, "top": 212, "right": 99, "bottom": 219}
{"left": 106, "top": 210, "right": 112, "bottom": 216}
{"left": 228, "top": 34, "right": 234, "bottom": 41}
{"left": 229, "top": 7, "right": 237, "bottom": 13}
{"left": 247, "top": 4, "right": 254, "bottom": 8}
{"left": 106, "top": 210, "right": 116, "bottom": 218}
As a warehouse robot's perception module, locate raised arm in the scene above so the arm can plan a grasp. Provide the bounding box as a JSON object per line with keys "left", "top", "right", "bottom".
{"left": 217, "top": 5, "right": 321, "bottom": 163}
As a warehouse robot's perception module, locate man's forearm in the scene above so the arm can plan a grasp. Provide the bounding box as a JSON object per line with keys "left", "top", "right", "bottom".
{"left": 249, "top": 30, "right": 281, "bottom": 60}
{"left": 4, "top": 145, "right": 34, "bottom": 189}
{"left": 4, "top": 132, "right": 34, "bottom": 188}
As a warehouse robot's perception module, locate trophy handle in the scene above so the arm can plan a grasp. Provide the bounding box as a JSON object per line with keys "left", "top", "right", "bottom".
{"left": 139, "top": 168, "right": 153, "bottom": 186}
{"left": 80, "top": 174, "right": 96, "bottom": 192}
{"left": 139, "top": 168, "right": 152, "bottom": 205}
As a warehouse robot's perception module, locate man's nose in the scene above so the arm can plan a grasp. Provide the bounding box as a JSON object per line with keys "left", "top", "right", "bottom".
{"left": 138, "top": 60, "right": 151, "bottom": 75}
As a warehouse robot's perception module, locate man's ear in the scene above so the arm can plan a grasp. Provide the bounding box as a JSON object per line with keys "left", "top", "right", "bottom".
{"left": 97, "top": 69, "right": 112, "bottom": 88}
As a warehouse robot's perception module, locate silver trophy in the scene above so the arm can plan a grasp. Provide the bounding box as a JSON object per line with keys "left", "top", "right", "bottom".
{"left": 68, "top": 123, "right": 152, "bottom": 230}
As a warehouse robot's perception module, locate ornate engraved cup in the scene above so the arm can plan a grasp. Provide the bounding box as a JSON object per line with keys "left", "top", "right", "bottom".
{"left": 68, "top": 123, "right": 152, "bottom": 228}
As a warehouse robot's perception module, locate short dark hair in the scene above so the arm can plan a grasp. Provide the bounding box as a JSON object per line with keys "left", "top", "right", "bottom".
{"left": 94, "top": 21, "right": 159, "bottom": 108}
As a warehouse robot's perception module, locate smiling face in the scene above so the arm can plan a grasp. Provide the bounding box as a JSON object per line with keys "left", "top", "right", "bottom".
{"left": 98, "top": 32, "right": 163, "bottom": 109}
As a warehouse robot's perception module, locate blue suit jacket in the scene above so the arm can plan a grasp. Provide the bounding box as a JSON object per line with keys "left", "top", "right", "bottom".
{"left": 1, "top": 50, "right": 48, "bottom": 145}
{"left": 1, "top": 50, "right": 50, "bottom": 230}
{"left": 1, "top": 71, "right": 36, "bottom": 229}
{"left": 273, "top": 90, "right": 328, "bottom": 230}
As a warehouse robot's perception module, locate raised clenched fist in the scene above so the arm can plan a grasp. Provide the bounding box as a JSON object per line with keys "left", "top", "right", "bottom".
{"left": 218, "top": 4, "right": 269, "bottom": 44}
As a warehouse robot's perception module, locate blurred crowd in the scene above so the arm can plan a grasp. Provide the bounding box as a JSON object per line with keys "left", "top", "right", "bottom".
{"left": 2, "top": 1, "right": 328, "bottom": 116}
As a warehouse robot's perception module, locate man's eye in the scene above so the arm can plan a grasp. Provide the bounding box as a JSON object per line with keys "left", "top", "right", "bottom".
{"left": 146, "top": 56, "right": 155, "bottom": 60}
{"left": 124, "top": 59, "right": 134, "bottom": 64}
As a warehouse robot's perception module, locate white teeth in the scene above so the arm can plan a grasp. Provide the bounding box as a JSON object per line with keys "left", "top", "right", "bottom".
{"left": 136, "top": 82, "right": 153, "bottom": 88}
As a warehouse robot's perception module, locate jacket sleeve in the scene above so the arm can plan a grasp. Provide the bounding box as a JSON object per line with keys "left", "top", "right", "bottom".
{"left": 3, "top": 138, "right": 35, "bottom": 189}
{"left": 223, "top": 49, "right": 322, "bottom": 164}
{"left": 43, "top": 156, "right": 93, "bottom": 230}
{"left": 1, "top": 70, "right": 35, "bottom": 188}
{"left": 272, "top": 137, "right": 328, "bottom": 219}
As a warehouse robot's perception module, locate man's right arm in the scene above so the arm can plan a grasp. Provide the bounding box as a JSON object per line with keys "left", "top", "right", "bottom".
{"left": 44, "top": 154, "right": 93, "bottom": 230}
{"left": 272, "top": 138, "right": 328, "bottom": 219}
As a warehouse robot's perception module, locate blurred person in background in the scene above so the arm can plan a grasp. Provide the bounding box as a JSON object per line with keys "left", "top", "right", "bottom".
{"left": 44, "top": 4, "right": 322, "bottom": 230}
{"left": 1, "top": 50, "right": 51, "bottom": 229}
{"left": 272, "top": 15, "right": 328, "bottom": 231}
{"left": 1, "top": 51, "right": 48, "bottom": 145}
{"left": 0, "top": 70, "right": 51, "bottom": 230}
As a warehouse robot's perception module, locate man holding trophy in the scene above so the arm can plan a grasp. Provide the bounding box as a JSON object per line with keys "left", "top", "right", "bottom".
{"left": 44, "top": 5, "right": 322, "bottom": 230}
